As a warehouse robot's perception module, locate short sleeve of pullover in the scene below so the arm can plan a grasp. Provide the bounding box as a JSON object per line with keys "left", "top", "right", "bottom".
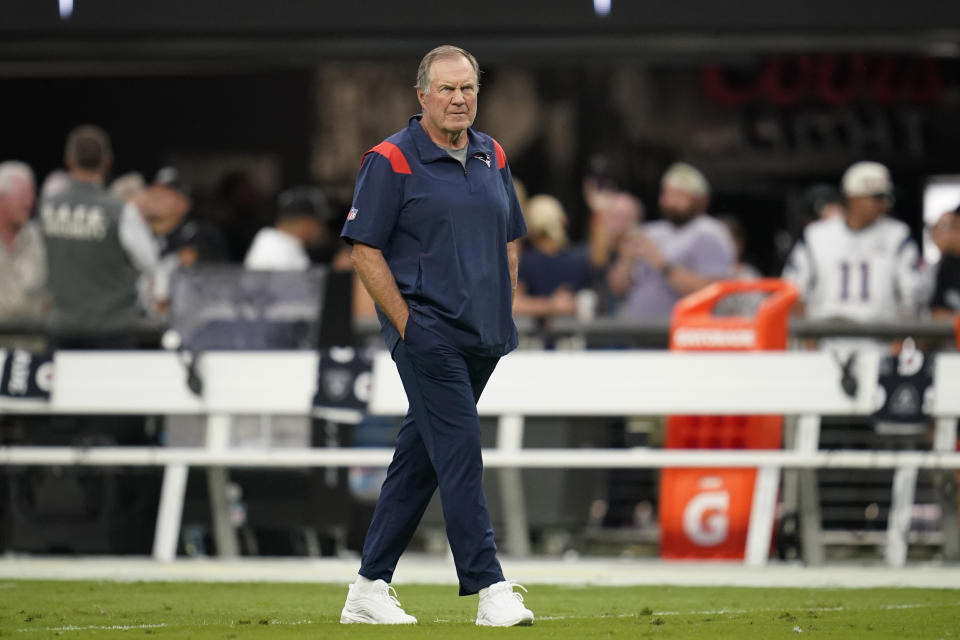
{"left": 493, "top": 140, "right": 527, "bottom": 243}
{"left": 340, "top": 144, "right": 409, "bottom": 249}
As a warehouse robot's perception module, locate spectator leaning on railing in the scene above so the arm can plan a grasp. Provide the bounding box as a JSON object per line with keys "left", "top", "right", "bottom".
{"left": 608, "top": 162, "right": 735, "bottom": 321}
{"left": 782, "top": 161, "right": 925, "bottom": 355}
{"left": 244, "top": 186, "right": 331, "bottom": 271}
{"left": 930, "top": 207, "right": 960, "bottom": 319}
{"left": 0, "top": 161, "right": 46, "bottom": 323}
{"left": 513, "top": 194, "right": 593, "bottom": 319}
{"left": 587, "top": 189, "right": 644, "bottom": 316}
{"left": 134, "top": 167, "right": 228, "bottom": 317}
{"left": 39, "top": 125, "right": 159, "bottom": 349}
{"left": 586, "top": 184, "right": 644, "bottom": 276}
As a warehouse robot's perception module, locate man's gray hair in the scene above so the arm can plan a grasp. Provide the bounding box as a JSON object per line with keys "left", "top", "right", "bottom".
{"left": 415, "top": 45, "right": 480, "bottom": 94}
{"left": 0, "top": 161, "right": 35, "bottom": 194}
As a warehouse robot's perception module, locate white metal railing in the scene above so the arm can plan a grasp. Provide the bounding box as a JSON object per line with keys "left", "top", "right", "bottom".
{"left": 1, "top": 350, "right": 958, "bottom": 566}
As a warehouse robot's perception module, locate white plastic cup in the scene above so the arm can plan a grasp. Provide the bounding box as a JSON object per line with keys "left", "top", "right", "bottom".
{"left": 576, "top": 289, "right": 598, "bottom": 323}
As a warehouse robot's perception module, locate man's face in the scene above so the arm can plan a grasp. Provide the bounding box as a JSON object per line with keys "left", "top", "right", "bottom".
{"left": 0, "top": 177, "right": 36, "bottom": 229}
{"left": 933, "top": 212, "right": 960, "bottom": 256}
{"left": 949, "top": 217, "right": 960, "bottom": 256}
{"left": 140, "top": 185, "right": 190, "bottom": 236}
{"left": 603, "top": 193, "right": 642, "bottom": 239}
{"left": 300, "top": 218, "right": 326, "bottom": 249}
{"left": 417, "top": 55, "right": 478, "bottom": 141}
{"left": 659, "top": 184, "right": 701, "bottom": 224}
{"left": 845, "top": 194, "right": 889, "bottom": 230}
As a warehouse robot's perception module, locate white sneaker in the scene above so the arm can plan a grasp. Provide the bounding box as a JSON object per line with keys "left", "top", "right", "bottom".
{"left": 476, "top": 581, "right": 534, "bottom": 627}
{"left": 340, "top": 579, "right": 417, "bottom": 624}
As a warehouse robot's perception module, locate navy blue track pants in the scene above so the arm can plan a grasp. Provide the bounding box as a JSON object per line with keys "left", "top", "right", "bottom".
{"left": 358, "top": 317, "right": 504, "bottom": 595}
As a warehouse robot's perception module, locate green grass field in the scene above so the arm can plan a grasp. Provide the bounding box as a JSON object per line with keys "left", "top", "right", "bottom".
{"left": 1, "top": 581, "right": 958, "bottom": 639}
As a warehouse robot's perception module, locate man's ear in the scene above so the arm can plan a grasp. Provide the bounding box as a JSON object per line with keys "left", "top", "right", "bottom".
{"left": 416, "top": 90, "right": 426, "bottom": 109}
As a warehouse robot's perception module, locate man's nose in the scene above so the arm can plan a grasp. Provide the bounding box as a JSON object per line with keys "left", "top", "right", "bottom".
{"left": 451, "top": 88, "right": 466, "bottom": 103}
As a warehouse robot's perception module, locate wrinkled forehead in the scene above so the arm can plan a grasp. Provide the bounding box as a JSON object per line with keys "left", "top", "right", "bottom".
{"left": 428, "top": 55, "right": 478, "bottom": 87}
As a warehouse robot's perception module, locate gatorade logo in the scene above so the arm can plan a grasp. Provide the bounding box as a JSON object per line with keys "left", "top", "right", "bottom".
{"left": 681, "top": 479, "right": 730, "bottom": 547}
{"left": 660, "top": 468, "right": 755, "bottom": 559}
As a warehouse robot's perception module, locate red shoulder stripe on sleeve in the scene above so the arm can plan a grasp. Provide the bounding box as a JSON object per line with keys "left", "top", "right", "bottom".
{"left": 492, "top": 139, "right": 507, "bottom": 169}
{"left": 361, "top": 141, "right": 412, "bottom": 175}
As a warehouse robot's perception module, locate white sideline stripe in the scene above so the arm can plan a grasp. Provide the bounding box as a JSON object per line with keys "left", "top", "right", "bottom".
{"left": 3, "top": 556, "right": 960, "bottom": 589}
{"left": 17, "top": 620, "right": 318, "bottom": 633}
{"left": 18, "top": 623, "right": 168, "bottom": 633}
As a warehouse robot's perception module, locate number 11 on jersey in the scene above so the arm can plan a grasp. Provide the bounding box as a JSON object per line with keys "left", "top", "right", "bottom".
{"left": 840, "top": 260, "right": 870, "bottom": 301}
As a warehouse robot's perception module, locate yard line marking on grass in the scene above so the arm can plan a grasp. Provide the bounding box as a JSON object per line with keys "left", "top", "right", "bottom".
{"left": 17, "top": 623, "right": 168, "bottom": 633}
{"left": 16, "top": 619, "right": 319, "bottom": 634}
{"left": 650, "top": 603, "right": 934, "bottom": 617}
{"left": 528, "top": 602, "right": 946, "bottom": 623}
{"left": 652, "top": 607, "right": 842, "bottom": 616}
{"left": 0, "top": 583, "right": 17, "bottom": 589}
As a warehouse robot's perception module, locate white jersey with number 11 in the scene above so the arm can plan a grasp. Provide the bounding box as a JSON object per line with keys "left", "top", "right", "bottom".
{"left": 782, "top": 215, "right": 922, "bottom": 322}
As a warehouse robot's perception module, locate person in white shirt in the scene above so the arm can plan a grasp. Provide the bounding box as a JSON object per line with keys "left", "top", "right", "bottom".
{"left": 244, "top": 187, "right": 330, "bottom": 271}
{"left": 0, "top": 161, "right": 46, "bottom": 322}
{"left": 783, "top": 161, "right": 926, "bottom": 364}
{"left": 783, "top": 161, "right": 923, "bottom": 325}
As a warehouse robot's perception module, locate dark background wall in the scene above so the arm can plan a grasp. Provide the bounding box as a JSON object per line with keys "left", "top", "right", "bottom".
{"left": 0, "top": 72, "right": 313, "bottom": 188}
{"left": 2, "top": 0, "right": 959, "bottom": 33}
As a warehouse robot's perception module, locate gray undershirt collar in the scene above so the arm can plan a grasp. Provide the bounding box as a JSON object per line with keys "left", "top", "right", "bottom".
{"left": 437, "top": 143, "right": 469, "bottom": 168}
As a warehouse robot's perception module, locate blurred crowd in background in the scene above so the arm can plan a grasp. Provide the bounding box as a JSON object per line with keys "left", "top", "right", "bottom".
{"left": 1, "top": 121, "right": 959, "bottom": 353}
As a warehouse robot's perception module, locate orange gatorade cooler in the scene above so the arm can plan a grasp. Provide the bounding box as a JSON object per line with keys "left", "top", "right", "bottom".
{"left": 659, "top": 279, "right": 798, "bottom": 560}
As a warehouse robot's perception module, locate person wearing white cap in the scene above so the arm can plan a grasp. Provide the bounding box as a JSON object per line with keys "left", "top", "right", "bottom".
{"left": 782, "top": 160, "right": 925, "bottom": 342}
{"left": 608, "top": 162, "right": 735, "bottom": 320}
